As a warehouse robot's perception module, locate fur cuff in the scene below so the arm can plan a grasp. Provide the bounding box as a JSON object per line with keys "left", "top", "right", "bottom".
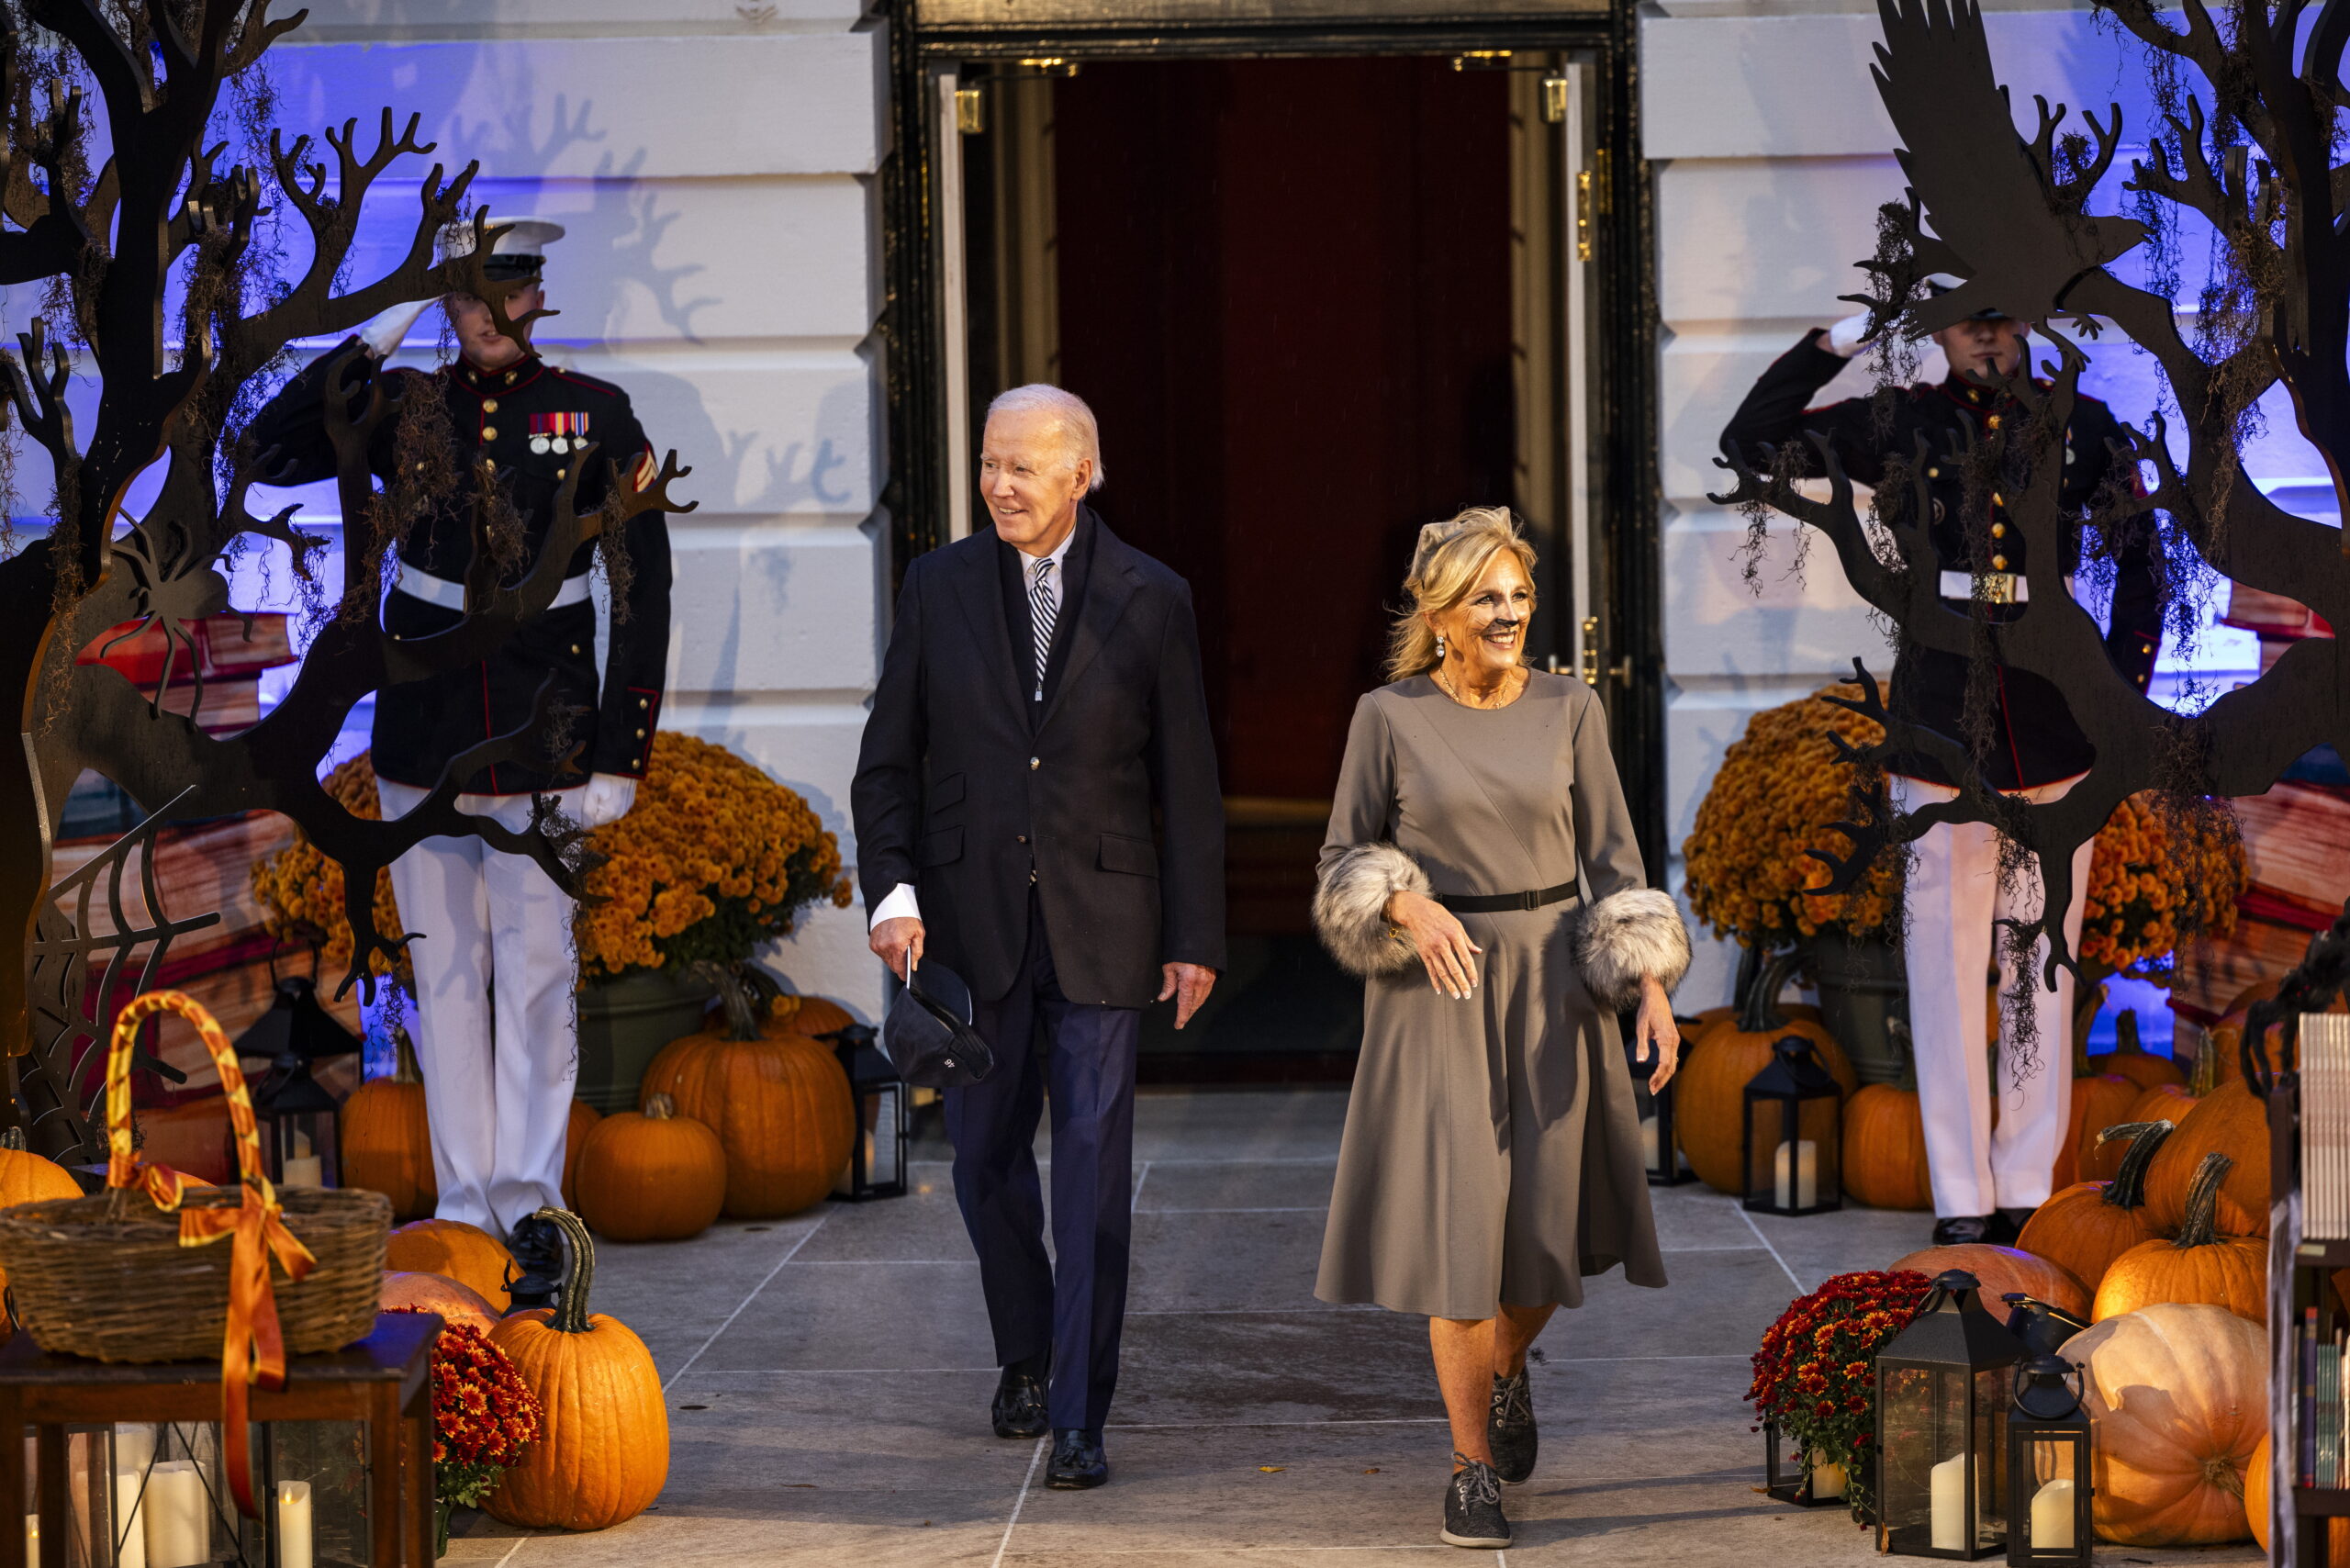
{"left": 1314, "top": 843, "right": 1428, "bottom": 978}
{"left": 1572, "top": 888, "right": 1691, "bottom": 1011}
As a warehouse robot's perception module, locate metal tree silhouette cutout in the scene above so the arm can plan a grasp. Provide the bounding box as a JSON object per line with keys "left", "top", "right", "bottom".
{"left": 0, "top": 0, "right": 691, "bottom": 1162}
{"left": 1714, "top": 0, "right": 2347, "bottom": 997}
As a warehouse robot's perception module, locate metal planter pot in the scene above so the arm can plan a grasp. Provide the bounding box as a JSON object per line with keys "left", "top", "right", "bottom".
{"left": 1806, "top": 927, "right": 1909, "bottom": 1086}
{"left": 574, "top": 969, "right": 717, "bottom": 1113}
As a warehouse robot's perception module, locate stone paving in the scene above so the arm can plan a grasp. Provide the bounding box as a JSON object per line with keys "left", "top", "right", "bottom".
{"left": 449, "top": 1087, "right": 2266, "bottom": 1566}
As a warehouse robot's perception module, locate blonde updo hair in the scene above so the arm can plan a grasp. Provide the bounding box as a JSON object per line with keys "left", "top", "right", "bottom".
{"left": 1385, "top": 507, "right": 1539, "bottom": 681}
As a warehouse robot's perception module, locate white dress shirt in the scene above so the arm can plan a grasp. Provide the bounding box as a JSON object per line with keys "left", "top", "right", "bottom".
{"left": 868, "top": 529, "right": 1075, "bottom": 931}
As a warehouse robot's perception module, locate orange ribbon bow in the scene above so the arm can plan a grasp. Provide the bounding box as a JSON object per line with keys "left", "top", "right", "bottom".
{"left": 107, "top": 991, "right": 319, "bottom": 1518}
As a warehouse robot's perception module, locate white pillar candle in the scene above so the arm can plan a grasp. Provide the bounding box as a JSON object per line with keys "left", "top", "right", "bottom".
{"left": 141, "top": 1462, "right": 207, "bottom": 1568}
{"left": 1773, "top": 1138, "right": 1818, "bottom": 1208}
{"left": 2029, "top": 1477, "right": 2076, "bottom": 1551}
{"left": 22, "top": 1513, "right": 35, "bottom": 1566}
{"left": 278, "top": 1154, "right": 322, "bottom": 1188}
{"left": 112, "top": 1471, "right": 147, "bottom": 1568}
{"left": 1639, "top": 1115, "right": 1660, "bottom": 1170}
{"left": 275, "top": 1481, "right": 313, "bottom": 1568}
{"left": 1809, "top": 1457, "right": 1848, "bottom": 1500}
{"left": 1930, "top": 1453, "right": 1970, "bottom": 1551}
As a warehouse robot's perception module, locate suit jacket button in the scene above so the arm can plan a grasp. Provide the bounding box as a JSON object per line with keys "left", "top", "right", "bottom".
{"left": 1016, "top": 834, "right": 1028, "bottom": 844}
{"left": 482, "top": 398, "right": 498, "bottom": 414}
{"left": 635, "top": 728, "right": 647, "bottom": 739}
{"left": 570, "top": 644, "right": 582, "bottom": 655}
{"left": 482, "top": 426, "right": 499, "bottom": 442}
{"left": 1029, "top": 756, "right": 1039, "bottom": 769}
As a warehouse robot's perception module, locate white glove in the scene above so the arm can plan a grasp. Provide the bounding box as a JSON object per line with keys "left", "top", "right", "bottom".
{"left": 1824, "top": 311, "right": 1878, "bottom": 358}
{"left": 576, "top": 774, "right": 638, "bottom": 829}
{"left": 357, "top": 298, "right": 431, "bottom": 359}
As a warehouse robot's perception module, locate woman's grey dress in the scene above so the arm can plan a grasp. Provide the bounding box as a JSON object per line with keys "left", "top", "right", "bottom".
{"left": 1314, "top": 671, "right": 1669, "bottom": 1319}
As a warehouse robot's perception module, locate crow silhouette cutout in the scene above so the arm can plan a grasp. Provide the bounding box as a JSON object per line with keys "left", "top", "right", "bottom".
{"left": 1873, "top": 0, "right": 2146, "bottom": 333}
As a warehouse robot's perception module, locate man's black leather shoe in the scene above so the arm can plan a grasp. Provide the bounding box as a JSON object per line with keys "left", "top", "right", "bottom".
{"left": 1045, "top": 1428, "right": 1108, "bottom": 1489}
{"left": 1931, "top": 1215, "right": 1989, "bottom": 1247}
{"left": 991, "top": 1369, "right": 1048, "bottom": 1439}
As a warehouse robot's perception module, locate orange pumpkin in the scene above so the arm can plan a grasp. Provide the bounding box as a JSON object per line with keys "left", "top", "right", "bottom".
{"left": 0, "top": 1135, "right": 84, "bottom": 1301}
{"left": 2094, "top": 1151, "right": 2266, "bottom": 1324}
{"left": 379, "top": 1271, "right": 500, "bottom": 1337}
{"left": 2064, "top": 1303, "right": 2264, "bottom": 1545}
{"left": 1887, "top": 1243, "right": 2090, "bottom": 1320}
{"left": 2015, "top": 1121, "right": 2173, "bottom": 1295}
{"left": 643, "top": 972, "right": 853, "bottom": 1218}
{"left": 773, "top": 993, "right": 857, "bottom": 1036}
{"left": 575, "top": 1094, "right": 727, "bottom": 1242}
{"left": 385, "top": 1219, "right": 515, "bottom": 1314}
{"left": 2098, "top": 1009, "right": 2187, "bottom": 1092}
{"left": 486, "top": 1209, "right": 667, "bottom": 1529}
{"left": 340, "top": 1031, "right": 435, "bottom": 1221}
{"left": 2053, "top": 1057, "right": 2142, "bottom": 1191}
{"left": 1675, "top": 953, "right": 1857, "bottom": 1195}
{"left": 2244, "top": 1434, "right": 2328, "bottom": 1554}
{"left": 1841, "top": 1026, "right": 1929, "bottom": 1210}
{"left": 560, "top": 1100, "right": 602, "bottom": 1210}
{"left": 2125, "top": 1081, "right": 2199, "bottom": 1128}
{"left": 2143, "top": 1077, "right": 2269, "bottom": 1238}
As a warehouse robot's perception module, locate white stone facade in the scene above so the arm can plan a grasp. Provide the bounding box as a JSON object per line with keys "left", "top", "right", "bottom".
{"left": 251, "top": 0, "right": 891, "bottom": 1014}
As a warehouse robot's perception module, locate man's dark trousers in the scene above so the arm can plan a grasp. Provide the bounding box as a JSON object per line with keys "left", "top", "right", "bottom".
{"left": 945, "top": 893, "right": 1140, "bottom": 1434}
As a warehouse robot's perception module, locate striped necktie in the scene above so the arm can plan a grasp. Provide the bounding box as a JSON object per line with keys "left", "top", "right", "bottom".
{"left": 1029, "top": 556, "right": 1058, "bottom": 700}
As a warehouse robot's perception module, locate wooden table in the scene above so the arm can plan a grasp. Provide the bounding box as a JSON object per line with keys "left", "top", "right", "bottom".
{"left": 0, "top": 1311, "right": 437, "bottom": 1568}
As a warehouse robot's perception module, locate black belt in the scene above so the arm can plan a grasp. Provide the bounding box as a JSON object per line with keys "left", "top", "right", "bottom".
{"left": 1436, "top": 882, "right": 1577, "bottom": 914}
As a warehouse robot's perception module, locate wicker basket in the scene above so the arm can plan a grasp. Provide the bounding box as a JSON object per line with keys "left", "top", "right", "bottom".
{"left": 0, "top": 991, "right": 390, "bottom": 1364}
{"left": 0, "top": 1183, "right": 389, "bottom": 1362}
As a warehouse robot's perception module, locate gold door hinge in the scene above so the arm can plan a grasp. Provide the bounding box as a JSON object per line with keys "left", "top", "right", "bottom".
{"left": 1541, "top": 73, "right": 1569, "bottom": 125}
{"left": 1451, "top": 49, "right": 1512, "bottom": 71}
{"left": 1016, "top": 56, "right": 1081, "bottom": 77}
{"left": 1580, "top": 617, "right": 1601, "bottom": 686}
{"left": 1574, "top": 169, "right": 1593, "bottom": 262}
{"left": 955, "top": 86, "right": 985, "bottom": 135}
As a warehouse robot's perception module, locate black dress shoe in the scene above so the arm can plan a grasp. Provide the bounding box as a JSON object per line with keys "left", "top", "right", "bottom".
{"left": 1993, "top": 1206, "right": 2035, "bottom": 1244}
{"left": 1930, "top": 1215, "right": 1990, "bottom": 1247}
{"left": 990, "top": 1369, "right": 1048, "bottom": 1439}
{"left": 1487, "top": 1371, "right": 1537, "bottom": 1485}
{"left": 1045, "top": 1428, "right": 1108, "bottom": 1489}
{"left": 1439, "top": 1452, "right": 1511, "bottom": 1549}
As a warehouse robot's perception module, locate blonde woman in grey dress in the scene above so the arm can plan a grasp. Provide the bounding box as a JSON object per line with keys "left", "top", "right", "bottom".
{"left": 1312, "top": 508, "right": 1689, "bottom": 1550}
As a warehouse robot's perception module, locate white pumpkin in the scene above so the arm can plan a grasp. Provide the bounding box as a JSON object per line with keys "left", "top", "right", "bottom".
{"left": 2061, "top": 1302, "right": 2265, "bottom": 1546}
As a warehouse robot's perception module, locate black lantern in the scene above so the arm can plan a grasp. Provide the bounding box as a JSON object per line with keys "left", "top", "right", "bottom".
{"left": 1639, "top": 1017, "right": 1699, "bottom": 1185}
{"left": 1763, "top": 1419, "right": 1856, "bottom": 1507}
{"left": 1874, "top": 1270, "right": 2023, "bottom": 1559}
{"left": 238, "top": 975, "right": 361, "bottom": 1190}
{"left": 827, "top": 1025, "right": 908, "bottom": 1202}
{"left": 1741, "top": 1035, "right": 1843, "bottom": 1215}
{"left": 2003, "top": 1352, "right": 2093, "bottom": 1567}
{"left": 1999, "top": 1294, "right": 2088, "bottom": 1362}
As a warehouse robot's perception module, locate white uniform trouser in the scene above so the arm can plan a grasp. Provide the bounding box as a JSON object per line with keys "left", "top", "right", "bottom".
{"left": 1888, "top": 772, "right": 2095, "bottom": 1218}
{"left": 376, "top": 778, "right": 580, "bottom": 1238}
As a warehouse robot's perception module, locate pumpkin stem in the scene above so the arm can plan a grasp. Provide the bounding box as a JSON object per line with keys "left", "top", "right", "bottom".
{"left": 391, "top": 1028, "right": 423, "bottom": 1085}
{"left": 2095, "top": 1120, "right": 2173, "bottom": 1210}
{"left": 1889, "top": 1018, "right": 1919, "bottom": 1093}
{"left": 0, "top": 1126, "right": 22, "bottom": 1152}
{"left": 644, "top": 1092, "right": 677, "bottom": 1121}
{"left": 693, "top": 962, "right": 765, "bottom": 1042}
{"left": 533, "top": 1206, "right": 598, "bottom": 1333}
{"left": 1736, "top": 948, "right": 1802, "bottom": 1036}
{"left": 2189, "top": 1025, "right": 2221, "bottom": 1097}
{"left": 2114, "top": 1008, "right": 2141, "bottom": 1057}
{"left": 2173, "top": 1149, "right": 2234, "bottom": 1249}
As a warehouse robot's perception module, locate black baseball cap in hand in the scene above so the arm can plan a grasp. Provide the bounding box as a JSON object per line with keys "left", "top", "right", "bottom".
{"left": 881, "top": 957, "right": 996, "bottom": 1087}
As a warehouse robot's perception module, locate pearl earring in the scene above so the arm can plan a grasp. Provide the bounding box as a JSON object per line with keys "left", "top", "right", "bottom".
{"left": 1436, "top": 635, "right": 1447, "bottom": 658}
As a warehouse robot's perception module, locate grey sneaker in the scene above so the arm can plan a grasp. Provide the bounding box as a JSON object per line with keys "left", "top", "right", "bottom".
{"left": 1488, "top": 1370, "right": 1537, "bottom": 1484}
{"left": 1440, "top": 1452, "right": 1512, "bottom": 1549}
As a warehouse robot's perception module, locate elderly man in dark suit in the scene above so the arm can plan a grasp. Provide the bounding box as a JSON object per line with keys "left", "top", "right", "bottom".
{"left": 852, "top": 385, "right": 1225, "bottom": 1490}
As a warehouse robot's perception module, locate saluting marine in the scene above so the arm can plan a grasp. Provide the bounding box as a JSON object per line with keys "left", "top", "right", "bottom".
{"left": 247, "top": 217, "right": 674, "bottom": 1297}
{"left": 1721, "top": 285, "right": 2160, "bottom": 1249}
